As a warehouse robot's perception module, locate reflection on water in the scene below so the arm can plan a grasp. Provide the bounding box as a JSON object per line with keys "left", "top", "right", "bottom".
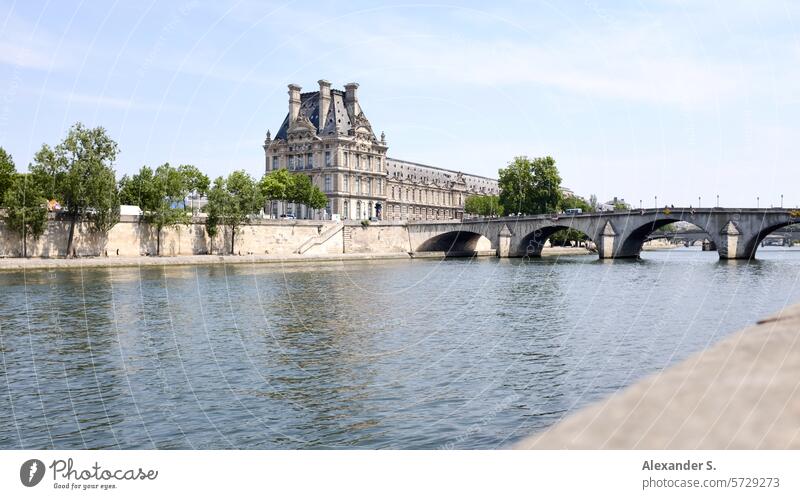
{"left": 1, "top": 247, "right": 800, "bottom": 449}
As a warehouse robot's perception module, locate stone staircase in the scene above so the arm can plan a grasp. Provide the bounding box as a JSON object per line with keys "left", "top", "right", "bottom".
{"left": 295, "top": 223, "right": 343, "bottom": 255}
{"left": 343, "top": 226, "right": 354, "bottom": 253}
{"left": 342, "top": 226, "right": 355, "bottom": 253}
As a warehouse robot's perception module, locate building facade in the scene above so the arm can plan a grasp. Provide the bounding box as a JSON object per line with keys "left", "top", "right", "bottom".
{"left": 263, "top": 80, "right": 499, "bottom": 221}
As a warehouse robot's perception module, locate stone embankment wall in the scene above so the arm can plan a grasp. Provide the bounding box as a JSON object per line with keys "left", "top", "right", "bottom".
{"left": 0, "top": 216, "right": 414, "bottom": 258}
{"left": 346, "top": 224, "right": 411, "bottom": 254}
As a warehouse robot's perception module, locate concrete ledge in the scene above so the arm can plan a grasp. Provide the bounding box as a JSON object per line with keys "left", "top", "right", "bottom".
{"left": 514, "top": 302, "right": 800, "bottom": 449}
{"left": 0, "top": 252, "right": 412, "bottom": 271}
{"left": 540, "top": 247, "right": 594, "bottom": 256}
{"left": 410, "top": 250, "right": 497, "bottom": 259}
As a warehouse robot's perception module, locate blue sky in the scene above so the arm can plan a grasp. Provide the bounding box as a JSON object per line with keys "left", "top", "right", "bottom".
{"left": 1, "top": 0, "right": 798, "bottom": 207}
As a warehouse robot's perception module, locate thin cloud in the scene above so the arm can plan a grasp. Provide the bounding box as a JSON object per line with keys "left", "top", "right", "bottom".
{"left": 0, "top": 10, "right": 76, "bottom": 70}
{"left": 0, "top": 40, "right": 59, "bottom": 70}
{"left": 37, "top": 88, "right": 189, "bottom": 113}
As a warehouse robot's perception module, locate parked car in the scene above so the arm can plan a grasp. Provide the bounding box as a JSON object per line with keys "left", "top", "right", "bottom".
{"left": 280, "top": 214, "right": 296, "bottom": 219}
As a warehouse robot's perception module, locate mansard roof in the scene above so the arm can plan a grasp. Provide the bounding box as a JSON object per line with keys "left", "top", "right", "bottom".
{"left": 274, "top": 89, "right": 376, "bottom": 141}
{"left": 386, "top": 157, "right": 500, "bottom": 194}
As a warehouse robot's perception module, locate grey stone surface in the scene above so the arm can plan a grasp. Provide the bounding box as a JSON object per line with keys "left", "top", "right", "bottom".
{"left": 514, "top": 302, "right": 800, "bottom": 449}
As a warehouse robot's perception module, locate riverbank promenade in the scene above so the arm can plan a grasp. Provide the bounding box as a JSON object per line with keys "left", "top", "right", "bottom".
{"left": 515, "top": 302, "right": 800, "bottom": 449}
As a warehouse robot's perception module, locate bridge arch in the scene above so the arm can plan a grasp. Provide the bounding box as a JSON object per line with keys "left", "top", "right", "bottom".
{"left": 517, "top": 225, "right": 596, "bottom": 257}
{"left": 617, "top": 218, "right": 717, "bottom": 258}
{"left": 742, "top": 221, "right": 800, "bottom": 258}
{"left": 415, "top": 230, "right": 494, "bottom": 256}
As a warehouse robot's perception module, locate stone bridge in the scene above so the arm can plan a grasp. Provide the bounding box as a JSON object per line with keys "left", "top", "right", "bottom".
{"left": 406, "top": 208, "right": 800, "bottom": 260}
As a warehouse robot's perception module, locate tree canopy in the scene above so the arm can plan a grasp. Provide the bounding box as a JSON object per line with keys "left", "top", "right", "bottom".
{"left": 3, "top": 173, "right": 48, "bottom": 257}
{"left": 29, "top": 123, "right": 120, "bottom": 256}
{"left": 204, "top": 170, "right": 263, "bottom": 254}
{"left": 560, "top": 195, "right": 592, "bottom": 213}
{"left": 119, "top": 165, "right": 157, "bottom": 208}
{"left": 259, "top": 168, "right": 292, "bottom": 201}
{"left": 120, "top": 163, "right": 194, "bottom": 255}
{"left": 498, "top": 156, "right": 562, "bottom": 216}
{"left": 288, "top": 174, "right": 328, "bottom": 210}
{"left": 464, "top": 194, "right": 504, "bottom": 217}
{"left": 549, "top": 228, "right": 589, "bottom": 247}
{"left": 0, "top": 147, "right": 16, "bottom": 206}
{"left": 260, "top": 168, "right": 328, "bottom": 212}
{"left": 178, "top": 164, "right": 210, "bottom": 213}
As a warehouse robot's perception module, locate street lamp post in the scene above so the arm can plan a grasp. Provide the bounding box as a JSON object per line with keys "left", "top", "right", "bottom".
{"left": 698, "top": 196, "right": 701, "bottom": 208}
{"left": 757, "top": 196, "right": 760, "bottom": 208}
{"left": 781, "top": 194, "right": 784, "bottom": 208}
{"left": 639, "top": 199, "right": 642, "bottom": 209}
{"left": 716, "top": 194, "right": 719, "bottom": 207}
{"left": 655, "top": 196, "right": 658, "bottom": 209}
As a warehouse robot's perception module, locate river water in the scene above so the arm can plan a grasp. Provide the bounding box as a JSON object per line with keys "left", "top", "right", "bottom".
{"left": 1, "top": 247, "right": 799, "bottom": 449}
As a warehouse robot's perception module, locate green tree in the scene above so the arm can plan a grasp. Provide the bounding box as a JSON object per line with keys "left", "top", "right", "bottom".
{"left": 259, "top": 169, "right": 328, "bottom": 215}
{"left": 530, "top": 156, "right": 562, "bottom": 214}
{"left": 122, "top": 164, "right": 193, "bottom": 255}
{"left": 498, "top": 156, "right": 562, "bottom": 216}
{"left": 464, "top": 195, "right": 504, "bottom": 217}
{"left": 498, "top": 156, "right": 534, "bottom": 215}
{"left": 560, "top": 196, "right": 592, "bottom": 213}
{"left": 3, "top": 174, "right": 48, "bottom": 257}
{"left": 204, "top": 209, "right": 220, "bottom": 255}
{"left": 29, "top": 123, "right": 120, "bottom": 257}
{"left": 288, "top": 173, "right": 327, "bottom": 210}
{"left": 552, "top": 197, "right": 593, "bottom": 247}
{"left": 204, "top": 176, "right": 230, "bottom": 254}
{"left": 119, "top": 165, "right": 157, "bottom": 207}
{"left": 260, "top": 168, "right": 293, "bottom": 203}
{"left": 149, "top": 164, "right": 192, "bottom": 255}
{"left": 204, "top": 171, "right": 263, "bottom": 254}
{"left": 120, "top": 164, "right": 204, "bottom": 254}
{"left": 30, "top": 144, "right": 62, "bottom": 201}
{"left": 613, "top": 200, "right": 630, "bottom": 211}
{"left": 464, "top": 195, "right": 481, "bottom": 215}
{"left": 178, "top": 164, "right": 210, "bottom": 214}
{"left": 306, "top": 185, "right": 328, "bottom": 211}
{"left": 549, "top": 228, "right": 588, "bottom": 247}
{"left": 0, "top": 147, "right": 16, "bottom": 205}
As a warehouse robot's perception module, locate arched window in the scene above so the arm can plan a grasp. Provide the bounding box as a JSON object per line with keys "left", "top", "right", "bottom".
{"left": 356, "top": 201, "right": 362, "bottom": 220}
{"left": 343, "top": 200, "right": 349, "bottom": 220}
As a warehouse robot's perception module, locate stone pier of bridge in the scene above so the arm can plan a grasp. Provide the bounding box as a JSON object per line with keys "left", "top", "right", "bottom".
{"left": 406, "top": 208, "right": 800, "bottom": 261}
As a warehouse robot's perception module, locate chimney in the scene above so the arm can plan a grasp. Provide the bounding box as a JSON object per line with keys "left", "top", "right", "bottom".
{"left": 344, "top": 82, "right": 360, "bottom": 116}
{"left": 288, "top": 83, "right": 301, "bottom": 123}
{"left": 318, "top": 79, "right": 331, "bottom": 131}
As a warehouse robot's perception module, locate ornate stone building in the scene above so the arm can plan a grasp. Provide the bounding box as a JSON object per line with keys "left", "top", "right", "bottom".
{"left": 263, "top": 80, "right": 499, "bottom": 221}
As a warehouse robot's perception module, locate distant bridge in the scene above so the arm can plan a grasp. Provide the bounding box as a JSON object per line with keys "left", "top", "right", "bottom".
{"left": 406, "top": 208, "right": 800, "bottom": 260}
{"left": 645, "top": 230, "right": 709, "bottom": 246}
{"left": 647, "top": 227, "right": 800, "bottom": 247}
